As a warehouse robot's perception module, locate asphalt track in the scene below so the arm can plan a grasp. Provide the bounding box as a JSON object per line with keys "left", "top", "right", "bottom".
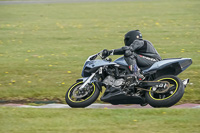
{"left": 1, "top": 103, "right": 200, "bottom": 109}
{"left": 0, "top": 0, "right": 152, "bottom": 5}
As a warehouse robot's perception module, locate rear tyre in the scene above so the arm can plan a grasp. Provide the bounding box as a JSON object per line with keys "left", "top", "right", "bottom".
{"left": 65, "top": 82, "right": 100, "bottom": 108}
{"left": 145, "top": 75, "right": 184, "bottom": 108}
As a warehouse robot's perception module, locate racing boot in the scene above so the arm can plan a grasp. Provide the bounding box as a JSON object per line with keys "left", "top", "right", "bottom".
{"left": 128, "top": 64, "right": 145, "bottom": 81}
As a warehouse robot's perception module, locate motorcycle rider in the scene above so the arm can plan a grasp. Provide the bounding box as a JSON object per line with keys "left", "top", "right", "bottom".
{"left": 102, "top": 30, "right": 162, "bottom": 81}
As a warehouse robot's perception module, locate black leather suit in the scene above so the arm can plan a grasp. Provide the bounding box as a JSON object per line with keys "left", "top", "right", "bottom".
{"left": 112, "top": 39, "right": 162, "bottom": 70}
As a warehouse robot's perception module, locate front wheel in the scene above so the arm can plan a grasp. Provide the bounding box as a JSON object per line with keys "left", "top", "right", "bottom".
{"left": 65, "top": 82, "right": 100, "bottom": 108}
{"left": 145, "top": 75, "right": 184, "bottom": 108}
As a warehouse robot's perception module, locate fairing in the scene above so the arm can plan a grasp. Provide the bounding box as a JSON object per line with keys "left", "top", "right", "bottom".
{"left": 82, "top": 59, "right": 116, "bottom": 77}
{"left": 142, "top": 58, "right": 192, "bottom": 74}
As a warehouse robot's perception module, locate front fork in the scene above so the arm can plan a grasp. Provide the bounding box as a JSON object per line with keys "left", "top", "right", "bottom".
{"left": 79, "top": 67, "right": 104, "bottom": 92}
{"left": 78, "top": 73, "right": 96, "bottom": 91}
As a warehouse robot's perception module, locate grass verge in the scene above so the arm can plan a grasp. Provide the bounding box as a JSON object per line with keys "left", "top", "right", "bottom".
{"left": 0, "top": 107, "right": 199, "bottom": 133}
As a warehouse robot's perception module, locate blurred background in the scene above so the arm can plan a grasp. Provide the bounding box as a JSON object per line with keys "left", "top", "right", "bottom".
{"left": 0, "top": 0, "right": 199, "bottom": 103}
{"left": 0, "top": 0, "right": 200, "bottom": 133}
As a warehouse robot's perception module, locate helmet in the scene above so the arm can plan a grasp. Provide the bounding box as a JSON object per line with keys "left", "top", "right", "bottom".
{"left": 124, "top": 30, "right": 142, "bottom": 46}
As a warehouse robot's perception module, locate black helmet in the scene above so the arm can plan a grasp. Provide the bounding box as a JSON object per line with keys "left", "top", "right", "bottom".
{"left": 124, "top": 30, "right": 142, "bottom": 46}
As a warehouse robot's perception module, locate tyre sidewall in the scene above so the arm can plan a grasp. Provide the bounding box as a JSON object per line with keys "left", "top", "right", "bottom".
{"left": 65, "top": 82, "right": 100, "bottom": 108}
{"left": 145, "top": 75, "right": 184, "bottom": 107}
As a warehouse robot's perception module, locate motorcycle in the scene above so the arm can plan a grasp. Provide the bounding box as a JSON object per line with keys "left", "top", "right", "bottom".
{"left": 65, "top": 51, "right": 192, "bottom": 108}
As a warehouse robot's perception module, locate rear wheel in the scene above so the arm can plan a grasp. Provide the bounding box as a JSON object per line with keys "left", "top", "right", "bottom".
{"left": 145, "top": 75, "right": 184, "bottom": 107}
{"left": 65, "top": 82, "right": 100, "bottom": 108}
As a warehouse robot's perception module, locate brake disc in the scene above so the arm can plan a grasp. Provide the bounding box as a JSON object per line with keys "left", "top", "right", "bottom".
{"left": 72, "top": 87, "right": 88, "bottom": 98}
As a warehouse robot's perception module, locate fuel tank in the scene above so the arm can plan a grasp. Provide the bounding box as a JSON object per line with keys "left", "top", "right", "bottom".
{"left": 114, "top": 56, "right": 128, "bottom": 66}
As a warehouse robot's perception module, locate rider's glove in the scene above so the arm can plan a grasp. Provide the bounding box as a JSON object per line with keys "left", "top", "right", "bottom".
{"left": 102, "top": 49, "right": 113, "bottom": 59}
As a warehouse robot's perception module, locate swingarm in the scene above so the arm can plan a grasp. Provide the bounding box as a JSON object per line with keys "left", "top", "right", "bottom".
{"left": 137, "top": 81, "right": 170, "bottom": 93}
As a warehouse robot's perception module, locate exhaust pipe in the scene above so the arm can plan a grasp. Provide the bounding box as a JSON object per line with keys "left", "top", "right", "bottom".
{"left": 182, "top": 79, "right": 190, "bottom": 88}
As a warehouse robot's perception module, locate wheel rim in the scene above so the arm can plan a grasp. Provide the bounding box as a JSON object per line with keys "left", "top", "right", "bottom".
{"left": 67, "top": 82, "right": 96, "bottom": 103}
{"left": 149, "top": 78, "right": 178, "bottom": 100}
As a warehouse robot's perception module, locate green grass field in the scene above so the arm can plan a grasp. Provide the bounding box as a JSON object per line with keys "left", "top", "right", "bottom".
{"left": 0, "top": 0, "right": 200, "bottom": 103}
{"left": 0, "top": 107, "right": 199, "bottom": 133}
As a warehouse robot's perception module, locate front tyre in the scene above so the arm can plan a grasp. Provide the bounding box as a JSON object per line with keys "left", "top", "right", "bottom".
{"left": 145, "top": 75, "right": 184, "bottom": 108}
{"left": 65, "top": 82, "right": 100, "bottom": 108}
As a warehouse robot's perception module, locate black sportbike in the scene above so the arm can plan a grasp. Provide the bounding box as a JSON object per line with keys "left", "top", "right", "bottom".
{"left": 65, "top": 51, "right": 192, "bottom": 108}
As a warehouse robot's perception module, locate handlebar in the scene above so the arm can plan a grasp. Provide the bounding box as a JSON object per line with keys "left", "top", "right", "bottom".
{"left": 97, "top": 50, "right": 104, "bottom": 59}
{"left": 88, "top": 51, "right": 103, "bottom": 61}
{"left": 88, "top": 51, "right": 112, "bottom": 62}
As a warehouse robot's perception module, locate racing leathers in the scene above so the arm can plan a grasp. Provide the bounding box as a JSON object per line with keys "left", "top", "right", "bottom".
{"left": 109, "top": 39, "right": 162, "bottom": 79}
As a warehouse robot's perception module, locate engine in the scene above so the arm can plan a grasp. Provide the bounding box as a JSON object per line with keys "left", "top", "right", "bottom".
{"left": 103, "top": 76, "right": 125, "bottom": 88}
